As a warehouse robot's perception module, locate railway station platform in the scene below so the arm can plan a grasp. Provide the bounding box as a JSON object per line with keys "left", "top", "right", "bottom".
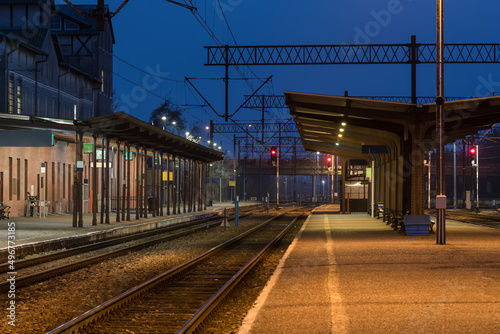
{"left": 240, "top": 211, "right": 500, "bottom": 333}
{"left": 0, "top": 202, "right": 256, "bottom": 261}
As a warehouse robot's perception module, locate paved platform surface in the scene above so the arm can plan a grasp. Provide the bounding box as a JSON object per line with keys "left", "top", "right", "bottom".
{"left": 0, "top": 202, "right": 254, "bottom": 250}
{"left": 240, "top": 212, "right": 500, "bottom": 334}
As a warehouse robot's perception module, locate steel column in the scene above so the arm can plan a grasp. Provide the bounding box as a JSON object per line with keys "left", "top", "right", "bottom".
{"left": 105, "top": 137, "right": 110, "bottom": 224}
{"left": 166, "top": 154, "right": 171, "bottom": 215}
{"left": 126, "top": 144, "right": 131, "bottom": 221}
{"left": 100, "top": 137, "right": 105, "bottom": 224}
{"left": 160, "top": 153, "right": 164, "bottom": 216}
{"left": 92, "top": 134, "right": 97, "bottom": 225}
{"left": 143, "top": 148, "right": 148, "bottom": 218}
{"left": 116, "top": 141, "right": 121, "bottom": 222}
{"left": 136, "top": 146, "right": 140, "bottom": 220}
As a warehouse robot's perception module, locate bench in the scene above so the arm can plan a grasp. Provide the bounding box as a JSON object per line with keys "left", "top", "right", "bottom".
{"left": 0, "top": 202, "right": 10, "bottom": 220}
{"left": 389, "top": 210, "right": 404, "bottom": 231}
{"left": 375, "top": 202, "right": 384, "bottom": 219}
{"left": 403, "top": 215, "right": 434, "bottom": 236}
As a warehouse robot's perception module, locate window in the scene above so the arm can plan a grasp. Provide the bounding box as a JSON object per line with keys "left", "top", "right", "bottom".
{"left": 16, "top": 81, "right": 22, "bottom": 114}
{"left": 8, "top": 78, "right": 14, "bottom": 113}
{"left": 51, "top": 16, "right": 61, "bottom": 30}
{"left": 101, "top": 70, "right": 104, "bottom": 93}
{"left": 64, "top": 20, "right": 79, "bottom": 30}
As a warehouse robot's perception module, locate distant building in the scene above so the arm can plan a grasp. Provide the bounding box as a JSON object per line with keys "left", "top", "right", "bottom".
{"left": 0, "top": 0, "right": 114, "bottom": 119}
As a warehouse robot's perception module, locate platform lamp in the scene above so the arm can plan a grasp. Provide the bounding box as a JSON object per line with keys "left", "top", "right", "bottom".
{"left": 435, "top": 0, "right": 446, "bottom": 245}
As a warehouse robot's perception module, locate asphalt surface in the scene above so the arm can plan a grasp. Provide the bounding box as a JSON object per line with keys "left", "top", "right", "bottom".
{"left": 240, "top": 213, "right": 500, "bottom": 334}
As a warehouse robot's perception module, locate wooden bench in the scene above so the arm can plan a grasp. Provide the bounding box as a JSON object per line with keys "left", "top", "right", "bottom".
{"left": 0, "top": 202, "right": 10, "bottom": 220}
{"left": 403, "top": 215, "right": 434, "bottom": 236}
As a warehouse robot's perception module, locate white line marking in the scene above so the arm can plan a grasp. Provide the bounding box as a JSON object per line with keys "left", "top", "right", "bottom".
{"left": 324, "top": 215, "right": 349, "bottom": 333}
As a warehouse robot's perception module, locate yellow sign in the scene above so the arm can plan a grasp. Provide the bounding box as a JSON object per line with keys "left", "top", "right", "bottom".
{"left": 229, "top": 180, "right": 236, "bottom": 187}
{"left": 366, "top": 168, "right": 372, "bottom": 178}
{"left": 162, "top": 171, "right": 173, "bottom": 181}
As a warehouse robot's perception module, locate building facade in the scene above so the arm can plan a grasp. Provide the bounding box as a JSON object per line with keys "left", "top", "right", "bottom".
{"left": 0, "top": 0, "right": 114, "bottom": 119}
{"left": 0, "top": 0, "right": 115, "bottom": 217}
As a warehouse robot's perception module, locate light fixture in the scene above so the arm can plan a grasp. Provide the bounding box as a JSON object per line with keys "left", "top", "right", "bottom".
{"left": 341, "top": 122, "right": 347, "bottom": 126}
{"left": 340, "top": 128, "right": 344, "bottom": 132}
{"left": 335, "top": 143, "right": 339, "bottom": 146}
{"left": 161, "top": 116, "right": 167, "bottom": 121}
{"left": 338, "top": 134, "right": 343, "bottom": 138}
{"left": 316, "top": 152, "right": 320, "bottom": 155}
{"left": 205, "top": 126, "right": 210, "bottom": 130}
{"left": 172, "top": 121, "right": 176, "bottom": 125}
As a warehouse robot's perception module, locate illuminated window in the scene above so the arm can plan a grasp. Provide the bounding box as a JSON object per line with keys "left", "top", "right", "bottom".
{"left": 101, "top": 70, "right": 104, "bottom": 92}
{"left": 8, "top": 78, "right": 14, "bottom": 114}
{"left": 16, "top": 81, "right": 22, "bottom": 114}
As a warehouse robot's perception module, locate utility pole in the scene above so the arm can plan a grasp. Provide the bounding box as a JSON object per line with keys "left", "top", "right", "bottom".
{"left": 436, "top": 0, "right": 446, "bottom": 245}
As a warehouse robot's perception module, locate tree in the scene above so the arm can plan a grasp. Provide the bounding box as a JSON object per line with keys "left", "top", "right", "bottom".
{"left": 185, "top": 122, "right": 203, "bottom": 144}
{"left": 149, "top": 99, "right": 186, "bottom": 135}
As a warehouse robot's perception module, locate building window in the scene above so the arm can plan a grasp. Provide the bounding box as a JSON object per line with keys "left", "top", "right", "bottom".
{"left": 51, "top": 16, "right": 61, "bottom": 30}
{"left": 64, "top": 20, "right": 79, "bottom": 30}
{"left": 8, "top": 78, "right": 14, "bottom": 114}
{"left": 16, "top": 81, "right": 22, "bottom": 114}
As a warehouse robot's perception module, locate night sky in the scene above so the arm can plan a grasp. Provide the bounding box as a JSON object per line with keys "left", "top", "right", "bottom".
{"left": 59, "top": 1, "right": 500, "bottom": 150}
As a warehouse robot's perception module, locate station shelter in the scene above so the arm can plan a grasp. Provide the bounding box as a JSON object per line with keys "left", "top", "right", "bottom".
{"left": 286, "top": 92, "right": 500, "bottom": 215}
{"left": 0, "top": 112, "right": 223, "bottom": 225}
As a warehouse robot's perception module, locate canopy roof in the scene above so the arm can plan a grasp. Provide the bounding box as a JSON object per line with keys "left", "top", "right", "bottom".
{"left": 0, "top": 112, "right": 223, "bottom": 163}
{"left": 286, "top": 91, "right": 500, "bottom": 159}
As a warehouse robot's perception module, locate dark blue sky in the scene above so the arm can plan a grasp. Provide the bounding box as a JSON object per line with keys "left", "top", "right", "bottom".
{"left": 62, "top": 1, "right": 500, "bottom": 148}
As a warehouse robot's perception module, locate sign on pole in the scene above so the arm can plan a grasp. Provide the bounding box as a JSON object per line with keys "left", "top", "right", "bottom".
{"left": 76, "top": 161, "right": 84, "bottom": 173}
{"left": 83, "top": 143, "right": 93, "bottom": 154}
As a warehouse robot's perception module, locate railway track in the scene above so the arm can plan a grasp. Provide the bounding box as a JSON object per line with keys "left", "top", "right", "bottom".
{"left": 48, "top": 208, "right": 306, "bottom": 334}
{"left": 0, "top": 206, "right": 261, "bottom": 292}
{"left": 445, "top": 210, "right": 500, "bottom": 228}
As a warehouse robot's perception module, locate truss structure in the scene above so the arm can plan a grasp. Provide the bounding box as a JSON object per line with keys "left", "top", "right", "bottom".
{"left": 242, "top": 95, "right": 471, "bottom": 109}
{"left": 206, "top": 42, "right": 500, "bottom": 66}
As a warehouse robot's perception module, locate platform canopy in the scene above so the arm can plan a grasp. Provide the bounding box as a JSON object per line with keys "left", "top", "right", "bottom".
{"left": 0, "top": 112, "right": 223, "bottom": 163}
{"left": 285, "top": 91, "right": 500, "bottom": 159}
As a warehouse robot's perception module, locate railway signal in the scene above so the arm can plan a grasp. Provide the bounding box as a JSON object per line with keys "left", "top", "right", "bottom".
{"left": 469, "top": 146, "right": 477, "bottom": 166}
{"left": 270, "top": 147, "right": 277, "bottom": 165}
{"left": 327, "top": 156, "right": 332, "bottom": 168}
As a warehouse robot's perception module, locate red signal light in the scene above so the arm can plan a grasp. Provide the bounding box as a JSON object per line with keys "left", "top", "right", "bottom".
{"left": 270, "top": 147, "right": 277, "bottom": 164}
{"left": 469, "top": 147, "right": 476, "bottom": 155}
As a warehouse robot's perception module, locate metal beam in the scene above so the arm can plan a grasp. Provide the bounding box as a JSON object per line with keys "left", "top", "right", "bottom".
{"left": 242, "top": 94, "right": 470, "bottom": 109}
{"left": 206, "top": 42, "right": 500, "bottom": 66}
{"left": 212, "top": 121, "right": 297, "bottom": 133}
